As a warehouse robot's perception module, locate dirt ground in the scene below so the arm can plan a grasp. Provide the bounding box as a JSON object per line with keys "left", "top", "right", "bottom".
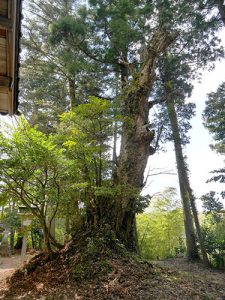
{"left": 0, "top": 254, "right": 33, "bottom": 297}
{"left": 154, "top": 258, "right": 225, "bottom": 295}
{"left": 1, "top": 255, "right": 225, "bottom": 299}
{"left": 155, "top": 257, "right": 225, "bottom": 283}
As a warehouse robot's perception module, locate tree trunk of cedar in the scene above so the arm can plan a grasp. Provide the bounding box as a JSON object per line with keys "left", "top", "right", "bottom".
{"left": 187, "top": 186, "right": 210, "bottom": 266}
{"left": 216, "top": 0, "right": 225, "bottom": 25}
{"left": 112, "top": 29, "right": 178, "bottom": 250}
{"left": 166, "top": 98, "right": 199, "bottom": 260}
{"left": 166, "top": 98, "right": 210, "bottom": 265}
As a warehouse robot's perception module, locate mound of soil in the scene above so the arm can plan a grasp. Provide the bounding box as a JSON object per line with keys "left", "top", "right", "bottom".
{"left": 1, "top": 253, "right": 225, "bottom": 299}
{"left": 1, "top": 231, "right": 225, "bottom": 300}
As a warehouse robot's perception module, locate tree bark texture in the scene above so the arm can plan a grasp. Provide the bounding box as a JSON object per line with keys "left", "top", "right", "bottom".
{"left": 186, "top": 185, "right": 210, "bottom": 266}
{"left": 166, "top": 97, "right": 209, "bottom": 265}
{"left": 113, "top": 28, "right": 178, "bottom": 250}
{"left": 166, "top": 98, "right": 199, "bottom": 260}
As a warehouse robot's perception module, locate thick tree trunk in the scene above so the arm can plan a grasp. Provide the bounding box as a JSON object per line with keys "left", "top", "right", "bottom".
{"left": 166, "top": 98, "right": 199, "bottom": 260}
{"left": 112, "top": 28, "right": 178, "bottom": 250}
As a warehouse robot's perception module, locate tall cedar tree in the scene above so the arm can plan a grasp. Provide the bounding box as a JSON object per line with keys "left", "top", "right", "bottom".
{"left": 21, "top": 0, "right": 223, "bottom": 251}
{"left": 148, "top": 0, "right": 224, "bottom": 260}
{"left": 153, "top": 54, "right": 210, "bottom": 264}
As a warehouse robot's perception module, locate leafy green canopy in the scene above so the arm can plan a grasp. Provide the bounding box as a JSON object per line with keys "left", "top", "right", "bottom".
{"left": 21, "top": 0, "right": 224, "bottom": 118}
{"left": 56, "top": 97, "right": 114, "bottom": 188}
{"left": 203, "top": 82, "right": 225, "bottom": 149}
{"left": 0, "top": 118, "right": 71, "bottom": 217}
{"left": 203, "top": 82, "right": 225, "bottom": 178}
{"left": 0, "top": 96, "right": 116, "bottom": 212}
{"left": 0, "top": 97, "right": 116, "bottom": 243}
{"left": 201, "top": 191, "right": 224, "bottom": 214}
{"left": 152, "top": 54, "right": 196, "bottom": 147}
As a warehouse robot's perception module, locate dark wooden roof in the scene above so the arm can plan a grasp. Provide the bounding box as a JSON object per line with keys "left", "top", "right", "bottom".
{"left": 0, "top": 0, "right": 22, "bottom": 115}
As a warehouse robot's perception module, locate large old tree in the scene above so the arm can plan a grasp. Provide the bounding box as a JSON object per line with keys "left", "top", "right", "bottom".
{"left": 19, "top": 0, "right": 223, "bottom": 252}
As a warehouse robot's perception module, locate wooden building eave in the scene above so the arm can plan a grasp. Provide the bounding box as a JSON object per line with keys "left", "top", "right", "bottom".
{"left": 0, "top": 0, "right": 22, "bottom": 115}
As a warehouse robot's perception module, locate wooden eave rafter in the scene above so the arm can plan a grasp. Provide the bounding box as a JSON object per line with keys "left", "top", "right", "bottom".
{"left": 0, "top": 0, "right": 22, "bottom": 115}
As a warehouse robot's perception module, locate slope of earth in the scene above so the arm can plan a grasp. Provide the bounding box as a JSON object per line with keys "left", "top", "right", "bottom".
{"left": 1, "top": 251, "right": 225, "bottom": 300}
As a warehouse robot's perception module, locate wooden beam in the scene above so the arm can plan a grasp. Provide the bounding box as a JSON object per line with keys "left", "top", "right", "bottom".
{"left": 0, "top": 75, "right": 12, "bottom": 88}
{"left": 0, "top": 16, "right": 12, "bottom": 30}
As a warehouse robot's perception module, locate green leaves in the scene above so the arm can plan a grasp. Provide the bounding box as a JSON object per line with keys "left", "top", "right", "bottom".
{"left": 203, "top": 82, "right": 225, "bottom": 144}
{"left": 57, "top": 97, "right": 114, "bottom": 190}
{"left": 201, "top": 191, "right": 223, "bottom": 214}
{"left": 49, "top": 16, "right": 86, "bottom": 46}
{"left": 0, "top": 117, "right": 69, "bottom": 212}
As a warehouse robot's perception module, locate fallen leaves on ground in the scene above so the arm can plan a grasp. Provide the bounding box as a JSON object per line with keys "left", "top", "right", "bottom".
{"left": 1, "top": 253, "right": 225, "bottom": 299}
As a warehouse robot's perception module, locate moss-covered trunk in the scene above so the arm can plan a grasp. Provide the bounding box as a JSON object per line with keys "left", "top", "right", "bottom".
{"left": 112, "top": 29, "right": 178, "bottom": 250}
